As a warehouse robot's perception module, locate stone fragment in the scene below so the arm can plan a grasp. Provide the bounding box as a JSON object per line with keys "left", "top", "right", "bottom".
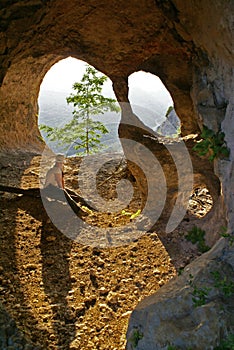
{"left": 45, "top": 235, "right": 56, "bottom": 242}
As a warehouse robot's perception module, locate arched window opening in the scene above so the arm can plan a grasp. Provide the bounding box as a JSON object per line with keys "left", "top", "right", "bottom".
{"left": 188, "top": 186, "right": 213, "bottom": 217}
{"left": 38, "top": 57, "right": 121, "bottom": 156}
{"left": 128, "top": 71, "right": 181, "bottom": 138}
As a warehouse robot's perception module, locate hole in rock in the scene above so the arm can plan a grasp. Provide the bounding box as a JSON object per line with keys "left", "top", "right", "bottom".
{"left": 1, "top": 59, "right": 198, "bottom": 350}
{"left": 37, "top": 57, "right": 142, "bottom": 228}
{"left": 38, "top": 56, "right": 122, "bottom": 156}
{"left": 188, "top": 186, "right": 213, "bottom": 217}
{"left": 128, "top": 71, "right": 181, "bottom": 138}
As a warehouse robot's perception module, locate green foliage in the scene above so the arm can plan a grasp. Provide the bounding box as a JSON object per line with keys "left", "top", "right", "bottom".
{"left": 220, "top": 226, "right": 234, "bottom": 246}
{"left": 168, "top": 268, "right": 233, "bottom": 348}
{"left": 222, "top": 233, "right": 234, "bottom": 246}
{"left": 211, "top": 271, "right": 234, "bottom": 297}
{"left": 193, "top": 125, "right": 230, "bottom": 161}
{"left": 215, "top": 334, "right": 234, "bottom": 350}
{"left": 130, "top": 209, "right": 141, "bottom": 220}
{"left": 185, "top": 226, "right": 210, "bottom": 253}
{"left": 165, "top": 106, "right": 174, "bottom": 118}
{"left": 40, "top": 64, "right": 120, "bottom": 155}
{"left": 191, "top": 285, "right": 211, "bottom": 307}
{"left": 129, "top": 329, "right": 144, "bottom": 348}
{"left": 188, "top": 260, "right": 234, "bottom": 309}
{"left": 37, "top": 134, "right": 44, "bottom": 143}
{"left": 188, "top": 274, "right": 211, "bottom": 307}
{"left": 178, "top": 267, "right": 184, "bottom": 276}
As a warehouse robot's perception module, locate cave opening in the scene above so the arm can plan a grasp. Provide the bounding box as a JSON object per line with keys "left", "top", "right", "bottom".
{"left": 38, "top": 59, "right": 181, "bottom": 156}
{"left": 0, "top": 0, "right": 232, "bottom": 347}
{"left": 38, "top": 56, "right": 122, "bottom": 157}
{"left": 188, "top": 185, "right": 213, "bottom": 218}
{"left": 128, "top": 70, "right": 181, "bottom": 138}
{"left": 37, "top": 57, "right": 215, "bottom": 226}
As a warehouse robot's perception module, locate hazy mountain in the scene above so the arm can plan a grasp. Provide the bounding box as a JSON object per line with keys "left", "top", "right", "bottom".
{"left": 155, "top": 107, "right": 180, "bottom": 136}
{"left": 38, "top": 90, "right": 74, "bottom": 127}
{"left": 38, "top": 89, "right": 122, "bottom": 154}
{"left": 38, "top": 87, "right": 175, "bottom": 155}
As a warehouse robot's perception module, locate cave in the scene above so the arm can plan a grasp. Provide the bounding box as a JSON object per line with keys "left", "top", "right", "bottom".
{"left": 0, "top": 1, "right": 233, "bottom": 349}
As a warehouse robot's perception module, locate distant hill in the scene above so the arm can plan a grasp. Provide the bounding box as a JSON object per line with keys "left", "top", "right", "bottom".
{"left": 38, "top": 89, "right": 122, "bottom": 154}
{"left": 38, "top": 90, "right": 73, "bottom": 127}
{"left": 155, "top": 106, "right": 180, "bottom": 136}
{"left": 38, "top": 86, "right": 172, "bottom": 127}
{"left": 38, "top": 88, "right": 177, "bottom": 155}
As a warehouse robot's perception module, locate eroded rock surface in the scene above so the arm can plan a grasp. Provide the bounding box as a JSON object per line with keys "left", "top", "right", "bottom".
{"left": 126, "top": 239, "right": 234, "bottom": 349}
{"left": 0, "top": 0, "right": 234, "bottom": 349}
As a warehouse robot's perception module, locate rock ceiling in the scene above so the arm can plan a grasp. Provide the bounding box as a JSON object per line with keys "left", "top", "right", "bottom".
{"left": 0, "top": 0, "right": 207, "bottom": 152}
{"left": 1, "top": 0, "right": 233, "bottom": 151}
{"left": 0, "top": 1, "right": 234, "bottom": 347}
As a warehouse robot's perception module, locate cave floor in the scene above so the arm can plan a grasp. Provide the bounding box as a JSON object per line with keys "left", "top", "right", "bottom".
{"left": 0, "top": 153, "right": 209, "bottom": 350}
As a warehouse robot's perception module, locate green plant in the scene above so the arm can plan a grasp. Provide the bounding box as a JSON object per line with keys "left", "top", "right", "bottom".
{"left": 193, "top": 125, "right": 230, "bottom": 161}
{"left": 178, "top": 267, "right": 184, "bottom": 276}
{"left": 37, "top": 134, "right": 44, "bottom": 143}
{"left": 220, "top": 226, "right": 234, "bottom": 246}
{"left": 188, "top": 274, "right": 211, "bottom": 307}
{"left": 191, "top": 285, "right": 211, "bottom": 307}
{"left": 185, "top": 226, "right": 210, "bottom": 253}
{"left": 40, "top": 64, "right": 120, "bottom": 155}
{"left": 211, "top": 271, "right": 234, "bottom": 297}
{"left": 129, "top": 329, "right": 144, "bottom": 348}
{"left": 215, "top": 333, "right": 234, "bottom": 349}
{"left": 165, "top": 106, "right": 174, "bottom": 118}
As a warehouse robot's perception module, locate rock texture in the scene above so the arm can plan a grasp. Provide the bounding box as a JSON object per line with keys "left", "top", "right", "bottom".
{"left": 0, "top": 0, "right": 199, "bottom": 153}
{"left": 0, "top": 303, "right": 41, "bottom": 350}
{"left": 126, "top": 239, "right": 234, "bottom": 350}
{"left": 0, "top": 0, "right": 234, "bottom": 349}
{"left": 0, "top": 0, "right": 232, "bottom": 222}
{"left": 125, "top": 1, "right": 234, "bottom": 348}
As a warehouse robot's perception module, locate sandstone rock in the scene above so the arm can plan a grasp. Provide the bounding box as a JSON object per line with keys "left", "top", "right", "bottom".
{"left": 0, "top": 0, "right": 234, "bottom": 349}
{"left": 126, "top": 239, "right": 234, "bottom": 349}
{"left": 98, "top": 286, "right": 109, "bottom": 295}
{"left": 106, "top": 291, "right": 119, "bottom": 304}
{"left": 45, "top": 235, "right": 56, "bottom": 242}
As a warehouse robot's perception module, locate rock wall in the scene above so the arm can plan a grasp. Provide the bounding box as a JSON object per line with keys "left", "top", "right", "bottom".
{"left": 126, "top": 1, "right": 234, "bottom": 348}
{"left": 0, "top": 0, "right": 234, "bottom": 348}
{"left": 0, "top": 0, "right": 200, "bottom": 152}
{"left": 126, "top": 239, "right": 234, "bottom": 349}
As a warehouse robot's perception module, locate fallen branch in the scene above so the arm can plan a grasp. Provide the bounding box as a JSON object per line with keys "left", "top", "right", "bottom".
{"left": 0, "top": 185, "right": 40, "bottom": 197}
{"left": 0, "top": 184, "right": 95, "bottom": 212}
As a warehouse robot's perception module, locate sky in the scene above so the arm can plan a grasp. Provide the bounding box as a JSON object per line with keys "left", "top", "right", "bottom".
{"left": 39, "top": 57, "right": 174, "bottom": 130}
{"left": 40, "top": 57, "right": 89, "bottom": 93}
{"left": 40, "top": 57, "right": 173, "bottom": 104}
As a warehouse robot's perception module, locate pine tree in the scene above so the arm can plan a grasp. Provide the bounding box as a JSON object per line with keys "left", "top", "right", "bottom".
{"left": 40, "top": 65, "right": 120, "bottom": 155}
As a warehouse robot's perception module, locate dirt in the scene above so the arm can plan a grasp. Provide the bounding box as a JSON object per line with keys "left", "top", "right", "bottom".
{"left": 0, "top": 152, "right": 212, "bottom": 350}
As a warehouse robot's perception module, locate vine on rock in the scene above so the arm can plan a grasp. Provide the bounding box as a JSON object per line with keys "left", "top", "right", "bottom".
{"left": 193, "top": 125, "right": 230, "bottom": 161}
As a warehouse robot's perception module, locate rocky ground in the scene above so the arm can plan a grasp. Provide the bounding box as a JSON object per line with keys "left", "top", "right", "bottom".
{"left": 0, "top": 152, "right": 213, "bottom": 350}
